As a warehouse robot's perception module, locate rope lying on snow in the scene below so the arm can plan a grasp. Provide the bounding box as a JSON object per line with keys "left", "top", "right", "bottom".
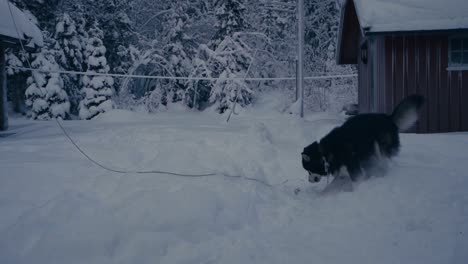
{"left": 7, "top": 0, "right": 306, "bottom": 188}
{"left": 55, "top": 119, "right": 303, "bottom": 188}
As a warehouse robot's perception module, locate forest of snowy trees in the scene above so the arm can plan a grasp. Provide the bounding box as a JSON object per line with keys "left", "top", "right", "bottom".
{"left": 6, "top": 0, "right": 356, "bottom": 120}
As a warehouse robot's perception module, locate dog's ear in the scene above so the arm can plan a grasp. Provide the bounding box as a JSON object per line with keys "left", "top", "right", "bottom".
{"left": 302, "top": 154, "right": 311, "bottom": 162}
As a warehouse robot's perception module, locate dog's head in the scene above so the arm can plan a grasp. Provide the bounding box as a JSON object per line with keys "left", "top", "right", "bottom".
{"left": 301, "top": 142, "right": 328, "bottom": 183}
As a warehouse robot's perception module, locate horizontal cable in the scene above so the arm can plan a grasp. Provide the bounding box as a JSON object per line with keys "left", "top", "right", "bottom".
{"left": 7, "top": 66, "right": 357, "bottom": 81}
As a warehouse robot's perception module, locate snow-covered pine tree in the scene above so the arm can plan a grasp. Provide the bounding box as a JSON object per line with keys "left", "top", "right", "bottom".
{"left": 258, "top": 2, "right": 290, "bottom": 42}
{"left": 128, "top": 0, "right": 207, "bottom": 111}
{"left": 163, "top": 1, "right": 197, "bottom": 106}
{"left": 305, "top": 0, "right": 340, "bottom": 74}
{"left": 301, "top": 0, "right": 357, "bottom": 112}
{"left": 25, "top": 47, "right": 70, "bottom": 120}
{"left": 54, "top": 13, "right": 88, "bottom": 115}
{"left": 212, "top": 0, "right": 247, "bottom": 45}
{"left": 258, "top": 0, "right": 295, "bottom": 60}
{"left": 186, "top": 44, "right": 214, "bottom": 110}
{"left": 79, "top": 23, "right": 114, "bottom": 120}
{"left": 209, "top": 0, "right": 254, "bottom": 113}
{"left": 209, "top": 35, "right": 253, "bottom": 113}
{"left": 81, "top": 0, "right": 135, "bottom": 74}
{"left": 244, "top": 1, "right": 296, "bottom": 91}
{"left": 114, "top": 44, "right": 134, "bottom": 75}
{"left": 54, "top": 13, "right": 84, "bottom": 71}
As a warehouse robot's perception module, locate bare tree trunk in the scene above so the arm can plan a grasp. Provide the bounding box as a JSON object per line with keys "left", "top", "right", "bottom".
{"left": 0, "top": 45, "right": 8, "bottom": 131}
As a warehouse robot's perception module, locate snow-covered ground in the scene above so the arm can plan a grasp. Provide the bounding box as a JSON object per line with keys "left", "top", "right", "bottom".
{"left": 1, "top": 99, "right": 468, "bottom": 264}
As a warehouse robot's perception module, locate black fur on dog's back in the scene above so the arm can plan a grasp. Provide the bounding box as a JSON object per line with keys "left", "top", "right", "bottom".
{"left": 302, "top": 95, "right": 424, "bottom": 182}
{"left": 317, "top": 114, "right": 400, "bottom": 179}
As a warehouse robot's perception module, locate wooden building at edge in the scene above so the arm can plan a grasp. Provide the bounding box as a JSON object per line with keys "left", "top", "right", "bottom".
{"left": 337, "top": 0, "right": 468, "bottom": 133}
{"left": 0, "top": 0, "right": 42, "bottom": 131}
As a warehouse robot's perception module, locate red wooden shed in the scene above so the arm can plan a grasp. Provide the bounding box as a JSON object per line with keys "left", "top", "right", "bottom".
{"left": 337, "top": 0, "right": 468, "bottom": 133}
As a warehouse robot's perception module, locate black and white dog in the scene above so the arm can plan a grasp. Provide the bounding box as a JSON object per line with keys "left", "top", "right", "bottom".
{"left": 301, "top": 95, "right": 424, "bottom": 183}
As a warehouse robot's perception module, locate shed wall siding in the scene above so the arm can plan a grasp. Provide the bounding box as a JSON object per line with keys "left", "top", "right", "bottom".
{"left": 357, "top": 36, "right": 386, "bottom": 114}
{"left": 375, "top": 35, "right": 468, "bottom": 133}
{"left": 0, "top": 45, "right": 7, "bottom": 131}
{"left": 357, "top": 34, "right": 371, "bottom": 113}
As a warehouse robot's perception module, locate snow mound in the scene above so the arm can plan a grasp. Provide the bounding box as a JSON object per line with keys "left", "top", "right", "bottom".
{"left": 93, "top": 109, "right": 147, "bottom": 123}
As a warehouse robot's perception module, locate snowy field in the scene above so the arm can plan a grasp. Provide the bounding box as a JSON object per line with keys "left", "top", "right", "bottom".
{"left": 1, "top": 98, "right": 468, "bottom": 264}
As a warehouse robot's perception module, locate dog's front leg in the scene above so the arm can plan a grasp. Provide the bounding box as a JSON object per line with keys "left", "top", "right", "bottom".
{"left": 339, "top": 167, "right": 354, "bottom": 192}
{"left": 322, "top": 167, "right": 353, "bottom": 193}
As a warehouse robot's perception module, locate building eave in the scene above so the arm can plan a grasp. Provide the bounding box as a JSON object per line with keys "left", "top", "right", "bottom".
{"left": 336, "top": 0, "right": 362, "bottom": 65}
{"left": 0, "top": 35, "right": 36, "bottom": 51}
{"left": 365, "top": 28, "right": 468, "bottom": 37}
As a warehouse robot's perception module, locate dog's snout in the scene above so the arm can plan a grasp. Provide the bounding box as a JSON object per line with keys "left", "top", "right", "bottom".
{"left": 308, "top": 172, "right": 321, "bottom": 183}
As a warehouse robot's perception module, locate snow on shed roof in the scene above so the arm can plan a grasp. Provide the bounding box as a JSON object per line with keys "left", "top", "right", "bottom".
{"left": 0, "top": 0, "right": 43, "bottom": 47}
{"left": 353, "top": 0, "right": 468, "bottom": 33}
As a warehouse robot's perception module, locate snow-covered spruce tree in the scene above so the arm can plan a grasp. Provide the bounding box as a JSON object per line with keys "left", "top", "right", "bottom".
{"left": 209, "top": 35, "right": 253, "bottom": 113}
{"left": 258, "top": 3, "right": 290, "bottom": 42}
{"left": 127, "top": 0, "right": 204, "bottom": 111}
{"left": 301, "top": 0, "right": 357, "bottom": 112}
{"left": 54, "top": 13, "right": 84, "bottom": 71}
{"left": 212, "top": 0, "right": 248, "bottom": 45}
{"left": 81, "top": 0, "right": 135, "bottom": 75}
{"left": 163, "top": 2, "right": 197, "bottom": 106}
{"left": 25, "top": 47, "right": 70, "bottom": 120}
{"left": 245, "top": 2, "right": 294, "bottom": 91}
{"left": 79, "top": 23, "right": 114, "bottom": 120}
{"left": 54, "top": 13, "right": 88, "bottom": 115}
{"left": 114, "top": 44, "right": 135, "bottom": 75}
{"left": 209, "top": 0, "right": 254, "bottom": 113}
{"left": 186, "top": 44, "right": 214, "bottom": 110}
{"left": 305, "top": 0, "right": 340, "bottom": 74}
{"left": 258, "top": 1, "right": 296, "bottom": 61}
{"left": 141, "top": 81, "right": 168, "bottom": 113}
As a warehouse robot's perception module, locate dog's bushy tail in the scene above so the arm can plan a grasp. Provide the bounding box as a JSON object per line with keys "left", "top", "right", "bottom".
{"left": 391, "top": 95, "right": 425, "bottom": 131}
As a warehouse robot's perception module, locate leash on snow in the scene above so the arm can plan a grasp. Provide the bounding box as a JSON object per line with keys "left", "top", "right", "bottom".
{"left": 54, "top": 118, "right": 304, "bottom": 188}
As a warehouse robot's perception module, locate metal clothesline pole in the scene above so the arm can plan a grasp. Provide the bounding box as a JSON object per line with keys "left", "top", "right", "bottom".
{"left": 297, "top": 0, "right": 305, "bottom": 118}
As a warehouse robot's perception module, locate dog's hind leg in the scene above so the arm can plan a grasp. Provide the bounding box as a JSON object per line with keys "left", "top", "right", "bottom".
{"left": 367, "top": 142, "right": 390, "bottom": 177}
{"left": 346, "top": 160, "right": 364, "bottom": 182}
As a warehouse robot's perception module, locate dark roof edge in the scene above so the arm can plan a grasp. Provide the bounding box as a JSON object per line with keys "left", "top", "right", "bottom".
{"left": 336, "top": 0, "right": 350, "bottom": 65}
{"left": 0, "top": 35, "right": 36, "bottom": 51}
{"left": 365, "top": 28, "right": 468, "bottom": 36}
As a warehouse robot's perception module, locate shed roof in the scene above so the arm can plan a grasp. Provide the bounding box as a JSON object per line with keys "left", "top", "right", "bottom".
{"left": 336, "top": 0, "right": 468, "bottom": 65}
{"left": 0, "top": 0, "right": 43, "bottom": 48}
{"left": 353, "top": 0, "right": 468, "bottom": 34}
